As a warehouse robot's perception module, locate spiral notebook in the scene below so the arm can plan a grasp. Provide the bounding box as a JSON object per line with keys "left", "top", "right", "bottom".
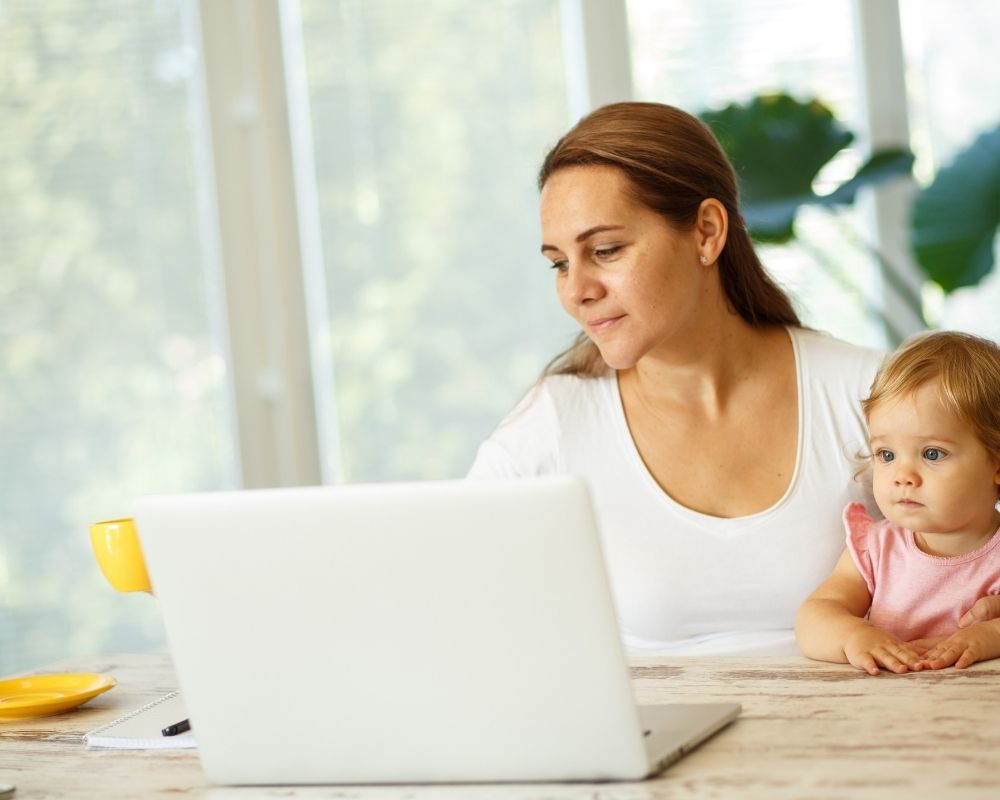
{"left": 84, "top": 691, "right": 196, "bottom": 749}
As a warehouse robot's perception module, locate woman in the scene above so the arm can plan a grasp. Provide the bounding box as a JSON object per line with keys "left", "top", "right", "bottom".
{"left": 470, "top": 102, "right": 1000, "bottom": 654}
{"left": 468, "top": 102, "right": 886, "bottom": 655}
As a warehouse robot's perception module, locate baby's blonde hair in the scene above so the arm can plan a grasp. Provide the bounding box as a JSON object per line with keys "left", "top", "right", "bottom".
{"left": 863, "top": 330, "right": 1000, "bottom": 460}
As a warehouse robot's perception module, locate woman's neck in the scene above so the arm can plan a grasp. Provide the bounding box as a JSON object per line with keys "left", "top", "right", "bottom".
{"left": 621, "top": 313, "right": 787, "bottom": 415}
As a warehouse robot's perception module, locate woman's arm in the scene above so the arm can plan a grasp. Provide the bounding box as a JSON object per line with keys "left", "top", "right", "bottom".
{"left": 795, "top": 549, "right": 924, "bottom": 674}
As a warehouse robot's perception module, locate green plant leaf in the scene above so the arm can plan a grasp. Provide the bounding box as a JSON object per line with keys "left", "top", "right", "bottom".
{"left": 702, "top": 93, "right": 851, "bottom": 200}
{"left": 700, "top": 94, "right": 850, "bottom": 242}
{"left": 700, "top": 94, "right": 913, "bottom": 243}
{"left": 822, "top": 149, "right": 916, "bottom": 206}
{"left": 910, "top": 125, "right": 1000, "bottom": 294}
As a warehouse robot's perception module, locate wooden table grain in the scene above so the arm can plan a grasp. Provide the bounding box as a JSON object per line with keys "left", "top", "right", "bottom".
{"left": 2, "top": 653, "right": 999, "bottom": 799}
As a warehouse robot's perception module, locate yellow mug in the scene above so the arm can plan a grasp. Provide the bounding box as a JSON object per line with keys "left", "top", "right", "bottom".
{"left": 88, "top": 518, "right": 152, "bottom": 593}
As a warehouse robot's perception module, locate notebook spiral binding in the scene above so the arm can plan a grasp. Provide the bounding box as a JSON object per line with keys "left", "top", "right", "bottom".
{"left": 86, "top": 690, "right": 180, "bottom": 736}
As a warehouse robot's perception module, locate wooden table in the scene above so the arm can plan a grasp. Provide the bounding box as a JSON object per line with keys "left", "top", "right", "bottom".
{"left": 2, "top": 653, "right": 999, "bottom": 799}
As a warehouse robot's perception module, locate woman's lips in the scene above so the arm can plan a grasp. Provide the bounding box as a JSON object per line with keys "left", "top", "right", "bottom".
{"left": 587, "top": 315, "right": 625, "bottom": 334}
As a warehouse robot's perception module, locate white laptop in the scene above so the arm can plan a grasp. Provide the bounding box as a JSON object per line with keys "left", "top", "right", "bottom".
{"left": 134, "top": 475, "right": 739, "bottom": 785}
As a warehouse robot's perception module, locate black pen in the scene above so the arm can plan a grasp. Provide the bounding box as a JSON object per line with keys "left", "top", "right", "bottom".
{"left": 161, "top": 718, "right": 191, "bottom": 737}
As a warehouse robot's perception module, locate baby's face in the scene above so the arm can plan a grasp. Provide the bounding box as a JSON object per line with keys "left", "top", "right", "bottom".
{"left": 868, "top": 382, "right": 1000, "bottom": 550}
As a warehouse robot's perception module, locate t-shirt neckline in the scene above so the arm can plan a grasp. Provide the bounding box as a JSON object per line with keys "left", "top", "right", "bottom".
{"left": 608, "top": 325, "right": 806, "bottom": 524}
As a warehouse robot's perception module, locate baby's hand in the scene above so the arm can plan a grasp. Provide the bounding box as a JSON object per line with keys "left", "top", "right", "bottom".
{"left": 919, "top": 621, "right": 1000, "bottom": 670}
{"left": 844, "top": 626, "right": 925, "bottom": 675}
{"left": 906, "top": 635, "right": 946, "bottom": 656}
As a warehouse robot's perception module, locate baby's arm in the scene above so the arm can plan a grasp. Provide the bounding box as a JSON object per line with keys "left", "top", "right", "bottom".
{"left": 918, "top": 617, "right": 1000, "bottom": 670}
{"left": 795, "top": 549, "right": 925, "bottom": 675}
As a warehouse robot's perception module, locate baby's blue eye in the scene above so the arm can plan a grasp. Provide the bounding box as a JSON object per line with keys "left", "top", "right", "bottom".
{"left": 876, "top": 449, "right": 894, "bottom": 463}
{"left": 924, "top": 448, "right": 944, "bottom": 461}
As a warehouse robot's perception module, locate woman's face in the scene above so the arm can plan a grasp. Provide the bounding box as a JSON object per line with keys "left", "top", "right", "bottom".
{"left": 539, "top": 165, "right": 709, "bottom": 370}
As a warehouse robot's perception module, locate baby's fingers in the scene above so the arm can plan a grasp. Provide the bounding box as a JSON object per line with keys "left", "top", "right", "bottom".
{"left": 848, "top": 651, "right": 881, "bottom": 676}
{"left": 875, "top": 649, "right": 916, "bottom": 674}
{"left": 853, "top": 644, "right": 921, "bottom": 674}
{"left": 954, "top": 647, "right": 980, "bottom": 670}
{"left": 882, "top": 642, "right": 925, "bottom": 672}
{"left": 921, "top": 642, "right": 962, "bottom": 669}
{"left": 908, "top": 636, "right": 945, "bottom": 653}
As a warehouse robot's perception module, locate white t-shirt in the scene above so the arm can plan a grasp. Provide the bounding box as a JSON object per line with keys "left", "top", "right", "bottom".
{"left": 468, "top": 327, "right": 884, "bottom": 655}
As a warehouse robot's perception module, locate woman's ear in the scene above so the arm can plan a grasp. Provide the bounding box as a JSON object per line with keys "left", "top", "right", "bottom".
{"left": 695, "top": 198, "right": 728, "bottom": 265}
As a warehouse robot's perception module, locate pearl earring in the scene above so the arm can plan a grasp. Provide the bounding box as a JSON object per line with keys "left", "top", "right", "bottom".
{"left": 699, "top": 255, "right": 708, "bottom": 265}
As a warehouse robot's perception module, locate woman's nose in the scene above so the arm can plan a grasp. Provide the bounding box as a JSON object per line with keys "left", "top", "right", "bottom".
{"left": 560, "top": 263, "right": 604, "bottom": 306}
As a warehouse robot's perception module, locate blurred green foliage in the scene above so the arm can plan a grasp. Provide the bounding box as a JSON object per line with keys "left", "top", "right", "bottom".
{"left": 701, "top": 92, "right": 1000, "bottom": 338}
{"left": 700, "top": 93, "right": 917, "bottom": 343}
{"left": 700, "top": 93, "right": 914, "bottom": 243}
{"left": 910, "top": 124, "right": 1000, "bottom": 293}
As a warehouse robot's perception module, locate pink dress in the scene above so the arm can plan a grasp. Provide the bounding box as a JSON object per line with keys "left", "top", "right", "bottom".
{"left": 844, "top": 502, "right": 1000, "bottom": 641}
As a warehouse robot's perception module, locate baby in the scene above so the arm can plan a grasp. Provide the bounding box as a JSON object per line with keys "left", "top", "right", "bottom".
{"left": 796, "top": 331, "right": 1000, "bottom": 674}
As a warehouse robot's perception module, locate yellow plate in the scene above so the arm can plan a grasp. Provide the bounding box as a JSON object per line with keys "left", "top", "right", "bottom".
{"left": 0, "top": 673, "right": 116, "bottom": 720}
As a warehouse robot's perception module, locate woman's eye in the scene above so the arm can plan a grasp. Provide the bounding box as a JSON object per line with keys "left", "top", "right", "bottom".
{"left": 549, "top": 259, "right": 568, "bottom": 272}
{"left": 594, "top": 245, "right": 622, "bottom": 259}
{"left": 875, "top": 449, "right": 894, "bottom": 463}
{"left": 923, "top": 447, "right": 945, "bottom": 462}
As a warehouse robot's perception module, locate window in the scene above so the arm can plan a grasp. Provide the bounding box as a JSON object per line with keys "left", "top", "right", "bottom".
{"left": 295, "top": 0, "right": 574, "bottom": 482}
{"left": 0, "top": 0, "right": 574, "bottom": 675}
{"left": 0, "top": 1, "right": 236, "bottom": 675}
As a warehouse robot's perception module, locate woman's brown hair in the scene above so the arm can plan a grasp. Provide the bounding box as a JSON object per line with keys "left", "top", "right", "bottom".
{"left": 539, "top": 101, "right": 800, "bottom": 377}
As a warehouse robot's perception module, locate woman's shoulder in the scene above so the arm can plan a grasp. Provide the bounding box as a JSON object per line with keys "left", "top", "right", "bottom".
{"left": 498, "top": 372, "right": 616, "bottom": 431}
{"left": 467, "top": 372, "right": 616, "bottom": 479}
{"left": 789, "top": 327, "right": 885, "bottom": 393}
{"left": 789, "top": 326, "right": 885, "bottom": 370}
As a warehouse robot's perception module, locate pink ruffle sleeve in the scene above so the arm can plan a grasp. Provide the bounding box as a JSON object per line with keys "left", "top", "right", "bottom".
{"left": 843, "top": 502, "right": 877, "bottom": 596}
